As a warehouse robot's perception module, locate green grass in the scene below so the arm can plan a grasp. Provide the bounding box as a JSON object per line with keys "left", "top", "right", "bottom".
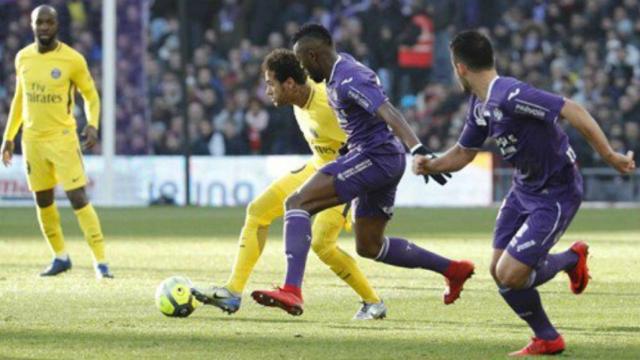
{"left": 0, "top": 207, "right": 639, "bottom": 359}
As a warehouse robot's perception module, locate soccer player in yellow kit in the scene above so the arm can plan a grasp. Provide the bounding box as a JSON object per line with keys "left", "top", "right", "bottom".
{"left": 1, "top": 5, "right": 112, "bottom": 279}
{"left": 192, "top": 49, "right": 386, "bottom": 319}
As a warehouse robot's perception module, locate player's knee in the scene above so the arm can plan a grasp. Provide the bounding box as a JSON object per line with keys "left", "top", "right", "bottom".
{"left": 355, "top": 240, "right": 380, "bottom": 259}
{"left": 69, "top": 196, "right": 88, "bottom": 210}
{"left": 285, "top": 192, "right": 306, "bottom": 211}
{"left": 35, "top": 196, "right": 54, "bottom": 208}
{"left": 310, "top": 240, "right": 324, "bottom": 255}
{"left": 490, "top": 263, "right": 499, "bottom": 284}
{"left": 246, "top": 200, "right": 260, "bottom": 217}
{"left": 35, "top": 190, "right": 54, "bottom": 208}
{"left": 247, "top": 200, "right": 262, "bottom": 219}
{"left": 311, "top": 222, "right": 341, "bottom": 255}
{"left": 67, "top": 190, "right": 89, "bottom": 210}
{"left": 495, "top": 268, "right": 526, "bottom": 289}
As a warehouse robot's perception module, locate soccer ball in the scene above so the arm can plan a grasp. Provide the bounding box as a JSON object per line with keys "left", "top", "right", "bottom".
{"left": 155, "top": 276, "right": 200, "bottom": 317}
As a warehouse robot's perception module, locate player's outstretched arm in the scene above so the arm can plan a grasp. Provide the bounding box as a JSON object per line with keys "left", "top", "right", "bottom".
{"left": 561, "top": 99, "right": 636, "bottom": 174}
{"left": 376, "top": 102, "right": 451, "bottom": 185}
{"left": 376, "top": 101, "right": 421, "bottom": 149}
{"left": 414, "top": 144, "right": 478, "bottom": 175}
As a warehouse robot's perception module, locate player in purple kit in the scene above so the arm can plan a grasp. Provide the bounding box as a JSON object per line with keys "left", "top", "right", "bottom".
{"left": 416, "top": 30, "right": 636, "bottom": 356}
{"left": 250, "top": 24, "right": 475, "bottom": 316}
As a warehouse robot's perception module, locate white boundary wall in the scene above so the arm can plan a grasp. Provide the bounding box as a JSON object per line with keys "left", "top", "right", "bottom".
{"left": 0, "top": 154, "right": 493, "bottom": 207}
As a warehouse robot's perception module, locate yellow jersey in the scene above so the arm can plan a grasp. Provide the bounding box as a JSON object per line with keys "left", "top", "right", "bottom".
{"left": 293, "top": 80, "right": 346, "bottom": 168}
{"left": 3, "top": 42, "right": 100, "bottom": 142}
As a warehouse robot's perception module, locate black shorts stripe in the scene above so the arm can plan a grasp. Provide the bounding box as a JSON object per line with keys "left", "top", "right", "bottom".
{"left": 342, "top": 201, "right": 351, "bottom": 218}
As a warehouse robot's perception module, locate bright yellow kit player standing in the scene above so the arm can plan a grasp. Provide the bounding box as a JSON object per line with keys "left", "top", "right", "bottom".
{"left": 192, "top": 49, "right": 386, "bottom": 319}
{"left": 1, "top": 5, "right": 112, "bottom": 279}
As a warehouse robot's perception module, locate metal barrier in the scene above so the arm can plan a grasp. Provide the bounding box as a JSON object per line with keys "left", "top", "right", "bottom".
{"left": 493, "top": 168, "right": 640, "bottom": 202}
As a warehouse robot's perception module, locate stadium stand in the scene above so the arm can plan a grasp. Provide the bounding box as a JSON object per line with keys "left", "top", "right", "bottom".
{"left": 1, "top": 0, "right": 638, "bottom": 166}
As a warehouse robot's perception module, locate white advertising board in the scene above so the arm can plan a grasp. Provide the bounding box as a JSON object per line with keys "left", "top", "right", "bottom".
{"left": 0, "top": 153, "right": 492, "bottom": 207}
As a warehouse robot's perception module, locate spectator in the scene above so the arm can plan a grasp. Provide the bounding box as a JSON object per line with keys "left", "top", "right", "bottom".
{"left": 245, "top": 98, "right": 269, "bottom": 154}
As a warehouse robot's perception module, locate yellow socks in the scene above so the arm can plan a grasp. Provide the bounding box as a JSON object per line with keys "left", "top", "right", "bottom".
{"left": 36, "top": 203, "right": 66, "bottom": 257}
{"left": 312, "top": 211, "right": 381, "bottom": 304}
{"left": 74, "top": 204, "right": 106, "bottom": 263}
{"left": 225, "top": 217, "right": 268, "bottom": 294}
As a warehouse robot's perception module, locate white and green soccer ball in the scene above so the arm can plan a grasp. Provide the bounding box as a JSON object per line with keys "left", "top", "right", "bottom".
{"left": 155, "top": 276, "right": 200, "bottom": 317}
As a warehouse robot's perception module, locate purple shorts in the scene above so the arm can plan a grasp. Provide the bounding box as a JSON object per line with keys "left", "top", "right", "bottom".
{"left": 320, "top": 147, "right": 405, "bottom": 219}
{"left": 493, "top": 172, "right": 583, "bottom": 267}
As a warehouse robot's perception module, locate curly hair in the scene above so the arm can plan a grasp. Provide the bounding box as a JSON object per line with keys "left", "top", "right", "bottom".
{"left": 261, "top": 48, "right": 307, "bottom": 85}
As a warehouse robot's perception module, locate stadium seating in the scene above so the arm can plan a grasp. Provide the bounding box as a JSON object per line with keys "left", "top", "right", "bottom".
{"left": 1, "top": 0, "right": 638, "bottom": 166}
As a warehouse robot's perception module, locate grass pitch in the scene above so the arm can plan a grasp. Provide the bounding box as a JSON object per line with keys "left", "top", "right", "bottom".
{"left": 0, "top": 207, "right": 639, "bottom": 359}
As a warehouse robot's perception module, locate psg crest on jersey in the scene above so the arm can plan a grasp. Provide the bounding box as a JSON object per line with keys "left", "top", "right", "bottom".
{"left": 51, "top": 68, "right": 61, "bottom": 79}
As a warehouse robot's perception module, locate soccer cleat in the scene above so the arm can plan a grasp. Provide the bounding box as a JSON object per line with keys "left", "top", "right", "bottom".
{"left": 95, "top": 263, "right": 114, "bottom": 279}
{"left": 353, "top": 300, "right": 387, "bottom": 320}
{"left": 443, "top": 260, "right": 475, "bottom": 305}
{"left": 191, "top": 286, "right": 241, "bottom": 314}
{"left": 509, "top": 335, "right": 565, "bottom": 356}
{"left": 567, "top": 241, "right": 590, "bottom": 294}
{"left": 251, "top": 285, "right": 304, "bottom": 316}
{"left": 40, "top": 257, "right": 72, "bottom": 276}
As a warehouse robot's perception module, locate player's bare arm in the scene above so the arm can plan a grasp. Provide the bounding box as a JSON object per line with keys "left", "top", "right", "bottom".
{"left": 376, "top": 101, "right": 421, "bottom": 150}
{"left": 376, "top": 102, "right": 451, "bottom": 185}
{"left": 561, "top": 99, "right": 636, "bottom": 174}
{"left": 415, "top": 144, "right": 478, "bottom": 175}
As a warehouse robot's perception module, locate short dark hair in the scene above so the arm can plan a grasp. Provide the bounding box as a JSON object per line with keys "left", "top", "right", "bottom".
{"left": 262, "top": 48, "right": 307, "bottom": 85}
{"left": 291, "top": 23, "right": 333, "bottom": 47}
{"left": 450, "top": 30, "right": 494, "bottom": 70}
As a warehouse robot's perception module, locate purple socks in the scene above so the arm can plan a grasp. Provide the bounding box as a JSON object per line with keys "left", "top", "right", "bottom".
{"left": 375, "top": 237, "right": 451, "bottom": 274}
{"left": 498, "top": 249, "right": 578, "bottom": 341}
{"left": 283, "top": 209, "right": 312, "bottom": 289}
{"left": 499, "top": 287, "right": 560, "bottom": 340}
{"left": 527, "top": 250, "right": 579, "bottom": 288}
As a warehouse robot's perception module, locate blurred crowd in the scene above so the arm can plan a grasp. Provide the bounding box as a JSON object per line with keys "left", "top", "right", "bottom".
{"left": 1, "top": 0, "right": 639, "bottom": 168}
{"left": 148, "top": 0, "right": 640, "bottom": 166}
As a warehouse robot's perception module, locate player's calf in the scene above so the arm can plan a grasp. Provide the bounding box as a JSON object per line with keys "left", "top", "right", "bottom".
{"left": 355, "top": 241, "right": 381, "bottom": 259}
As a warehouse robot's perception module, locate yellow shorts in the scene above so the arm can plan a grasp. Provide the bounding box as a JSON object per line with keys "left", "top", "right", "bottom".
{"left": 21, "top": 132, "right": 87, "bottom": 192}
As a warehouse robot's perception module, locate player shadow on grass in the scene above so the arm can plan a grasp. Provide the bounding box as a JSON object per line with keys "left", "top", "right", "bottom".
{"left": 376, "top": 319, "right": 640, "bottom": 335}
{"left": 193, "top": 316, "right": 316, "bottom": 324}
{"left": 330, "top": 282, "right": 640, "bottom": 297}
{"left": 4, "top": 325, "right": 639, "bottom": 359}
{"left": 593, "top": 325, "right": 640, "bottom": 333}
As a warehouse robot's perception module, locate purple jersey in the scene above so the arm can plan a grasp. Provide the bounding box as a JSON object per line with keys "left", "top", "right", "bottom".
{"left": 458, "top": 76, "right": 577, "bottom": 193}
{"left": 327, "top": 53, "right": 404, "bottom": 154}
